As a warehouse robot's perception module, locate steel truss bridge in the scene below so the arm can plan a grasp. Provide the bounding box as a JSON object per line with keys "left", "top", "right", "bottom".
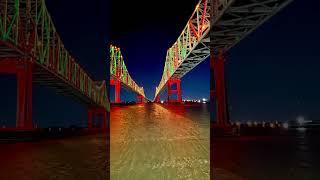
{"left": 0, "top": 0, "right": 109, "bottom": 130}
{"left": 110, "top": 45, "right": 146, "bottom": 103}
{"left": 154, "top": 0, "right": 293, "bottom": 125}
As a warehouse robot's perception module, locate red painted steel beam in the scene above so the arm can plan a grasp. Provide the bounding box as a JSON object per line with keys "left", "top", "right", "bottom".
{"left": 136, "top": 94, "right": 144, "bottom": 103}
{"left": 167, "top": 78, "right": 182, "bottom": 103}
{"left": 87, "top": 107, "right": 107, "bottom": 129}
{"left": 110, "top": 79, "right": 121, "bottom": 103}
{"left": 211, "top": 51, "right": 229, "bottom": 126}
{"left": 0, "top": 59, "right": 33, "bottom": 129}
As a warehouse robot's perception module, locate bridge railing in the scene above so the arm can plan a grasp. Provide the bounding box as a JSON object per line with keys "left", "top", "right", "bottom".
{"left": 0, "top": 0, "right": 109, "bottom": 110}
{"left": 154, "top": 0, "right": 210, "bottom": 100}
{"left": 110, "top": 45, "right": 145, "bottom": 97}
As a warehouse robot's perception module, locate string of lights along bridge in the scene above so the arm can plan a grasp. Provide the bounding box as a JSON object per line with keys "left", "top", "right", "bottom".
{"left": 109, "top": 45, "right": 146, "bottom": 103}
{"left": 153, "top": 0, "right": 293, "bottom": 126}
{"left": 0, "top": 0, "right": 109, "bottom": 130}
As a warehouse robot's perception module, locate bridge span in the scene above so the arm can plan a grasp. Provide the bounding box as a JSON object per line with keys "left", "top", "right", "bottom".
{"left": 153, "top": 0, "right": 293, "bottom": 126}
{"left": 0, "top": 0, "right": 109, "bottom": 130}
{"left": 110, "top": 45, "right": 147, "bottom": 103}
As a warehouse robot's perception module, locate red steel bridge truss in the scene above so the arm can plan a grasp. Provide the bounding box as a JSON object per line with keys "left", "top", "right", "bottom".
{"left": 110, "top": 45, "right": 146, "bottom": 103}
{"left": 154, "top": 0, "right": 293, "bottom": 125}
{"left": 0, "top": 0, "right": 109, "bottom": 130}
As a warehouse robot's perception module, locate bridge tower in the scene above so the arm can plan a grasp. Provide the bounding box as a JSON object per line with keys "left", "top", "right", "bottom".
{"left": 110, "top": 79, "right": 121, "bottom": 103}
{"left": 155, "top": 95, "right": 161, "bottom": 103}
{"left": 0, "top": 59, "right": 33, "bottom": 129}
{"left": 167, "top": 78, "right": 182, "bottom": 103}
{"left": 87, "top": 107, "right": 107, "bottom": 129}
{"left": 137, "top": 94, "right": 144, "bottom": 103}
{"left": 211, "top": 49, "right": 229, "bottom": 126}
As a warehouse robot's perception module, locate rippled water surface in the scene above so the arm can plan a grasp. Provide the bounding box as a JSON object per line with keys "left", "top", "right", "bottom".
{"left": 213, "top": 130, "right": 320, "bottom": 180}
{"left": 0, "top": 134, "right": 107, "bottom": 180}
{"left": 110, "top": 103, "right": 210, "bottom": 180}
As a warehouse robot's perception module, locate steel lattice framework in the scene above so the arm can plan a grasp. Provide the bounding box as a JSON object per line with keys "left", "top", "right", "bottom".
{"left": 110, "top": 45, "right": 145, "bottom": 98}
{"left": 154, "top": 0, "right": 292, "bottom": 101}
{"left": 210, "top": 0, "right": 293, "bottom": 50}
{"left": 155, "top": 0, "right": 211, "bottom": 100}
{"left": 0, "top": 0, "right": 109, "bottom": 110}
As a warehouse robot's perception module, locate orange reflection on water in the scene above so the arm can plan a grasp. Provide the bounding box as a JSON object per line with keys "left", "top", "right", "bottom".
{"left": 110, "top": 103, "right": 210, "bottom": 179}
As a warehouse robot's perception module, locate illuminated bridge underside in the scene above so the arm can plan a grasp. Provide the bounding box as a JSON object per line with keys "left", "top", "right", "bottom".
{"left": 155, "top": 0, "right": 211, "bottom": 100}
{"left": 0, "top": 0, "right": 109, "bottom": 110}
{"left": 110, "top": 74, "right": 145, "bottom": 98}
{"left": 210, "top": 0, "right": 293, "bottom": 50}
{"left": 110, "top": 45, "right": 146, "bottom": 102}
{"left": 154, "top": 0, "right": 292, "bottom": 100}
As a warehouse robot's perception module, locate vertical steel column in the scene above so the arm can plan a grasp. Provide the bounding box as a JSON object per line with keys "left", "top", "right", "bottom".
{"left": 167, "top": 78, "right": 182, "bottom": 103}
{"left": 176, "top": 79, "right": 182, "bottom": 102}
{"left": 136, "top": 94, "right": 143, "bottom": 103}
{"left": 16, "top": 60, "right": 33, "bottom": 129}
{"left": 155, "top": 95, "right": 160, "bottom": 103}
{"left": 87, "top": 109, "right": 93, "bottom": 129}
{"left": 101, "top": 109, "right": 107, "bottom": 129}
{"left": 212, "top": 51, "right": 229, "bottom": 125}
{"left": 88, "top": 107, "right": 107, "bottom": 129}
{"left": 110, "top": 79, "right": 121, "bottom": 103}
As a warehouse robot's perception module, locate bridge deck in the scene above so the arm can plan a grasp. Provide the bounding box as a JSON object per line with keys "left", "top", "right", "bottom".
{"left": 155, "top": 0, "right": 292, "bottom": 99}
{"left": 33, "top": 63, "right": 101, "bottom": 107}
{"left": 211, "top": 0, "right": 293, "bottom": 51}
{"left": 110, "top": 75, "right": 148, "bottom": 100}
{"left": 0, "top": 40, "right": 108, "bottom": 109}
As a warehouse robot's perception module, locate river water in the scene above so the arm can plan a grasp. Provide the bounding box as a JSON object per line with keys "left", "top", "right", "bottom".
{"left": 0, "top": 134, "right": 107, "bottom": 180}
{"left": 110, "top": 103, "right": 210, "bottom": 180}
{"left": 213, "top": 129, "right": 320, "bottom": 180}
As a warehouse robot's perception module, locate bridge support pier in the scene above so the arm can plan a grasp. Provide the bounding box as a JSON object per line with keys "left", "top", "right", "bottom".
{"left": 155, "top": 95, "right": 160, "bottom": 103}
{"left": 211, "top": 50, "right": 229, "bottom": 126}
{"left": 110, "top": 79, "right": 121, "bottom": 103}
{"left": 136, "top": 94, "right": 143, "bottom": 103}
{"left": 167, "top": 78, "right": 182, "bottom": 103}
{"left": 88, "top": 107, "right": 107, "bottom": 129}
{"left": 0, "top": 59, "right": 33, "bottom": 129}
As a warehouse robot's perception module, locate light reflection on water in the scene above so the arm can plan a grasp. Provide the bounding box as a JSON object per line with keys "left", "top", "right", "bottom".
{"left": 213, "top": 128, "right": 320, "bottom": 180}
{"left": 0, "top": 134, "right": 107, "bottom": 180}
{"left": 110, "top": 103, "right": 210, "bottom": 180}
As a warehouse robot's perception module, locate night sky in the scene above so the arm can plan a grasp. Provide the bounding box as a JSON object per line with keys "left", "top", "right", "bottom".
{"left": 110, "top": 0, "right": 209, "bottom": 102}
{"left": 0, "top": 0, "right": 319, "bottom": 127}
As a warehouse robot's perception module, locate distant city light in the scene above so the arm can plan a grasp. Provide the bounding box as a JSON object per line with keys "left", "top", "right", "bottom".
{"left": 270, "top": 123, "right": 274, "bottom": 128}
{"left": 297, "top": 115, "right": 305, "bottom": 125}
{"left": 297, "top": 127, "right": 306, "bottom": 132}
{"left": 282, "top": 122, "right": 289, "bottom": 129}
